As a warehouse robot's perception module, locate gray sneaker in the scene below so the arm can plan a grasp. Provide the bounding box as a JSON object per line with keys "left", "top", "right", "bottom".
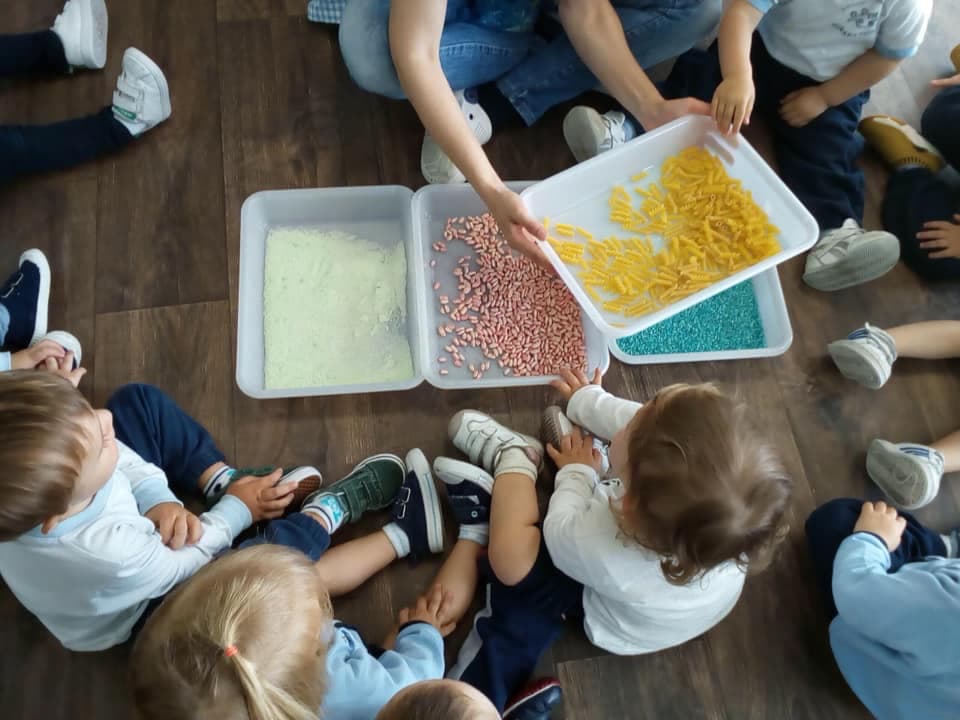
{"left": 827, "top": 323, "right": 897, "bottom": 389}
{"left": 563, "top": 106, "right": 629, "bottom": 163}
{"left": 866, "top": 439, "right": 944, "bottom": 510}
{"left": 803, "top": 220, "right": 900, "bottom": 291}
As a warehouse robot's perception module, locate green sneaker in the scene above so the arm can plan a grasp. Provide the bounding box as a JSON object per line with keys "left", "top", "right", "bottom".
{"left": 301, "top": 453, "right": 405, "bottom": 525}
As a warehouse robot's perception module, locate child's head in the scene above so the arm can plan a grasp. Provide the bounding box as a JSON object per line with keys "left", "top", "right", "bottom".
{"left": 376, "top": 679, "right": 499, "bottom": 720}
{"left": 0, "top": 371, "right": 118, "bottom": 540}
{"left": 131, "top": 544, "right": 333, "bottom": 720}
{"left": 607, "top": 383, "right": 792, "bottom": 584}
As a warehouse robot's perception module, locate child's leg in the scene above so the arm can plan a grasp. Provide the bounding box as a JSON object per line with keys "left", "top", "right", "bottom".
{"left": 805, "top": 498, "right": 948, "bottom": 618}
{"left": 930, "top": 428, "right": 960, "bottom": 473}
{"left": 922, "top": 86, "right": 960, "bottom": 170}
{"left": 886, "top": 321, "right": 960, "bottom": 359}
{"left": 312, "top": 529, "right": 398, "bottom": 597}
{"left": 0, "top": 31, "right": 68, "bottom": 77}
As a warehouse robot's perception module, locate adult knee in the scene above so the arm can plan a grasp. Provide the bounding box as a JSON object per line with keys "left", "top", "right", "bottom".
{"left": 920, "top": 87, "right": 960, "bottom": 157}
{"left": 338, "top": 0, "right": 406, "bottom": 99}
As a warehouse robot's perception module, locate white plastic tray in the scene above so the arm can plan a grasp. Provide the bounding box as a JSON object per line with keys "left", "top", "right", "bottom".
{"left": 412, "top": 183, "right": 610, "bottom": 389}
{"left": 609, "top": 267, "right": 792, "bottom": 365}
{"left": 237, "top": 186, "right": 425, "bottom": 398}
{"left": 522, "top": 115, "right": 818, "bottom": 338}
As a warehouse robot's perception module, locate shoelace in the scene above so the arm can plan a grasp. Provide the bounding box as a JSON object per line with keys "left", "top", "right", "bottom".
{"left": 601, "top": 114, "right": 626, "bottom": 150}
{"left": 0, "top": 273, "right": 23, "bottom": 299}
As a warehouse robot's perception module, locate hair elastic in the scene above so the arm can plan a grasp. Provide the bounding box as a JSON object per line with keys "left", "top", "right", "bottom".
{"left": 224, "top": 644, "right": 239, "bottom": 658}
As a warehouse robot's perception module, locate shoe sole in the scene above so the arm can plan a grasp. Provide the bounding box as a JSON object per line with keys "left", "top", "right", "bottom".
{"left": 503, "top": 679, "right": 563, "bottom": 719}
{"left": 826, "top": 341, "right": 886, "bottom": 389}
{"left": 279, "top": 466, "right": 323, "bottom": 507}
{"left": 803, "top": 235, "right": 900, "bottom": 291}
{"left": 542, "top": 406, "right": 574, "bottom": 450}
{"left": 859, "top": 116, "right": 945, "bottom": 170}
{"left": 563, "top": 107, "right": 603, "bottom": 163}
{"left": 448, "top": 410, "right": 545, "bottom": 465}
{"left": 123, "top": 48, "right": 172, "bottom": 121}
{"left": 34, "top": 330, "right": 82, "bottom": 367}
{"left": 19, "top": 249, "right": 50, "bottom": 345}
{"left": 866, "top": 439, "right": 938, "bottom": 510}
{"left": 433, "top": 456, "right": 495, "bottom": 495}
{"left": 81, "top": 0, "right": 108, "bottom": 70}
{"left": 406, "top": 448, "right": 445, "bottom": 553}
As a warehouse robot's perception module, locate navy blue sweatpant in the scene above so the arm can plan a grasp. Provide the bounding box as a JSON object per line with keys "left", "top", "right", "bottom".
{"left": 106, "top": 384, "right": 330, "bottom": 561}
{"left": 805, "top": 498, "right": 946, "bottom": 619}
{"left": 0, "top": 31, "right": 133, "bottom": 185}
{"left": 449, "top": 539, "right": 583, "bottom": 712}
{"left": 664, "top": 38, "right": 868, "bottom": 231}
{"left": 882, "top": 86, "right": 960, "bottom": 280}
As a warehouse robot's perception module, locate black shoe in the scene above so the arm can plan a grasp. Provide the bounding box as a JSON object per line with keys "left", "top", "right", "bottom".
{"left": 389, "top": 449, "right": 444, "bottom": 561}
{"left": 0, "top": 249, "right": 49, "bottom": 351}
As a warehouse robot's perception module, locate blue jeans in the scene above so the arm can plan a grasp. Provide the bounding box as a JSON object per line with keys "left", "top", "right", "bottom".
{"left": 805, "top": 499, "right": 946, "bottom": 620}
{"left": 882, "top": 87, "right": 960, "bottom": 281}
{"left": 107, "top": 384, "right": 330, "bottom": 561}
{"left": 340, "top": 0, "right": 721, "bottom": 125}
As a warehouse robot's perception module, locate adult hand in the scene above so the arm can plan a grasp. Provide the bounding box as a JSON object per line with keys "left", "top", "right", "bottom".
{"left": 42, "top": 352, "right": 87, "bottom": 388}
{"left": 779, "top": 86, "right": 830, "bottom": 128}
{"left": 11, "top": 339, "right": 65, "bottom": 370}
{"left": 225, "top": 469, "right": 296, "bottom": 522}
{"left": 917, "top": 215, "right": 960, "bottom": 259}
{"left": 931, "top": 72, "right": 960, "bottom": 88}
{"left": 639, "top": 97, "right": 712, "bottom": 132}
{"left": 550, "top": 367, "right": 603, "bottom": 402}
{"left": 145, "top": 502, "right": 204, "bottom": 549}
{"left": 712, "top": 72, "right": 756, "bottom": 135}
{"left": 397, "top": 584, "right": 457, "bottom": 637}
{"left": 486, "top": 186, "right": 549, "bottom": 268}
{"left": 546, "top": 426, "right": 603, "bottom": 471}
{"left": 853, "top": 500, "right": 906, "bottom": 552}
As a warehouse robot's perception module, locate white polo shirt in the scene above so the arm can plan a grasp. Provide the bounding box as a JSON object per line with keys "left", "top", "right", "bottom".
{"left": 749, "top": 0, "right": 932, "bottom": 82}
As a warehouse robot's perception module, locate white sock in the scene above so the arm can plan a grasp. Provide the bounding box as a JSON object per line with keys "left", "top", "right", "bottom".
{"left": 202, "top": 466, "right": 235, "bottom": 501}
{"left": 940, "top": 533, "right": 957, "bottom": 558}
{"left": 459, "top": 523, "right": 489, "bottom": 546}
{"left": 383, "top": 522, "right": 410, "bottom": 558}
{"left": 303, "top": 494, "right": 347, "bottom": 534}
{"left": 495, "top": 446, "right": 538, "bottom": 483}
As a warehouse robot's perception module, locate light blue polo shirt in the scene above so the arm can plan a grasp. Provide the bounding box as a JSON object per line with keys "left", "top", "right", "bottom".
{"left": 748, "top": 0, "right": 932, "bottom": 81}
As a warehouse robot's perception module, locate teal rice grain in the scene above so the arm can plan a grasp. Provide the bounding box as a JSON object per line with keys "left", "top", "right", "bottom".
{"left": 616, "top": 281, "right": 765, "bottom": 356}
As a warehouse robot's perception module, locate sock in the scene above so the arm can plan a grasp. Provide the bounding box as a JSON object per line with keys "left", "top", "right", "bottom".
{"left": 859, "top": 323, "right": 898, "bottom": 362}
{"left": 941, "top": 532, "right": 957, "bottom": 558}
{"left": 622, "top": 114, "right": 639, "bottom": 141}
{"left": 495, "top": 446, "right": 538, "bottom": 483}
{"left": 475, "top": 82, "right": 525, "bottom": 131}
{"left": 459, "top": 522, "right": 490, "bottom": 546}
{"left": 202, "top": 466, "right": 236, "bottom": 501}
{"left": 383, "top": 522, "right": 410, "bottom": 558}
{"left": 303, "top": 493, "right": 347, "bottom": 534}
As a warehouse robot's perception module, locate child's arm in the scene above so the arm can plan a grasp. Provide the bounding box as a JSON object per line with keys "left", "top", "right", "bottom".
{"left": 388, "top": 0, "right": 545, "bottom": 262}
{"left": 567, "top": 385, "right": 642, "bottom": 443}
{"left": 712, "top": 0, "right": 764, "bottom": 134}
{"left": 118, "top": 441, "right": 181, "bottom": 515}
{"left": 557, "top": 0, "right": 710, "bottom": 131}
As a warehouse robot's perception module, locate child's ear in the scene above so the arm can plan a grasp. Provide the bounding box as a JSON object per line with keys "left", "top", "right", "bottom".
{"left": 40, "top": 515, "right": 63, "bottom": 535}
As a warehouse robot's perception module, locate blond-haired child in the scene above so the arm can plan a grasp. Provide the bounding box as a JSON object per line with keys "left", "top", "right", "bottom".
{"left": 0, "top": 375, "right": 431, "bottom": 651}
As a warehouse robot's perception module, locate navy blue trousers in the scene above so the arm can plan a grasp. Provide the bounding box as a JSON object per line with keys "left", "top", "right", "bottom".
{"left": 107, "top": 384, "right": 330, "bottom": 560}
{"left": 664, "top": 37, "right": 868, "bottom": 230}
{"left": 0, "top": 31, "right": 133, "bottom": 184}
{"left": 449, "top": 539, "right": 583, "bottom": 711}
{"left": 804, "top": 498, "right": 946, "bottom": 619}
{"left": 882, "top": 86, "right": 960, "bottom": 280}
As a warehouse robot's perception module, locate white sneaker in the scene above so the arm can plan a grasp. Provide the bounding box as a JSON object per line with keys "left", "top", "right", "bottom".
{"left": 803, "top": 219, "right": 900, "bottom": 291}
{"left": 563, "top": 107, "right": 628, "bottom": 163}
{"left": 112, "top": 48, "right": 172, "bottom": 136}
{"left": 52, "top": 0, "right": 108, "bottom": 70}
{"left": 32, "top": 331, "right": 82, "bottom": 368}
{"left": 827, "top": 323, "right": 897, "bottom": 389}
{"left": 421, "top": 90, "right": 493, "bottom": 185}
{"left": 866, "top": 439, "right": 944, "bottom": 510}
{"left": 448, "top": 410, "right": 543, "bottom": 475}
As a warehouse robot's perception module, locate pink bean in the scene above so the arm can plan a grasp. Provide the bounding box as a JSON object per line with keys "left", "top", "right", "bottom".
{"left": 433, "top": 281, "right": 441, "bottom": 291}
{"left": 440, "top": 369, "right": 449, "bottom": 376}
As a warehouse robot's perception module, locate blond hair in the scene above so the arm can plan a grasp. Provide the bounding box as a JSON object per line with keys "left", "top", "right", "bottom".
{"left": 131, "top": 545, "right": 333, "bottom": 720}
{"left": 619, "top": 383, "right": 792, "bottom": 585}
{"left": 0, "top": 371, "right": 93, "bottom": 541}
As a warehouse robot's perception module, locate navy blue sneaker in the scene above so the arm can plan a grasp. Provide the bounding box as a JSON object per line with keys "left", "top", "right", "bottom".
{"left": 433, "top": 456, "right": 492, "bottom": 545}
{"left": 0, "top": 249, "right": 50, "bottom": 351}
{"left": 504, "top": 678, "right": 563, "bottom": 720}
{"left": 388, "top": 449, "right": 444, "bottom": 561}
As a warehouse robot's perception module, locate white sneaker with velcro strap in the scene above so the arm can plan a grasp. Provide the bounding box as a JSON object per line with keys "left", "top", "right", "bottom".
{"left": 112, "top": 48, "right": 172, "bottom": 136}
{"left": 803, "top": 219, "right": 900, "bottom": 292}
{"left": 52, "top": 0, "right": 108, "bottom": 70}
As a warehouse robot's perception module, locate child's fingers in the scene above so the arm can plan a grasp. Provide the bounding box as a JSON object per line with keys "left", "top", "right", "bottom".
{"left": 43, "top": 356, "right": 59, "bottom": 371}
{"left": 573, "top": 368, "right": 591, "bottom": 387}
{"left": 398, "top": 608, "right": 410, "bottom": 624}
{"left": 260, "top": 492, "right": 295, "bottom": 513}
{"left": 425, "top": 584, "right": 444, "bottom": 615}
{"left": 549, "top": 378, "right": 573, "bottom": 398}
{"left": 439, "top": 620, "right": 457, "bottom": 636}
{"left": 591, "top": 367, "right": 602, "bottom": 385}
{"left": 928, "top": 248, "right": 957, "bottom": 259}
{"left": 546, "top": 443, "right": 560, "bottom": 463}
{"left": 169, "top": 514, "right": 188, "bottom": 550}
{"left": 921, "top": 220, "right": 952, "bottom": 231}
{"left": 186, "top": 513, "right": 204, "bottom": 544}
{"left": 919, "top": 239, "right": 947, "bottom": 249}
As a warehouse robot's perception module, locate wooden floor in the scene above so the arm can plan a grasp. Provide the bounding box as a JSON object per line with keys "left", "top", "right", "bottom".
{"left": 2, "top": 2, "right": 958, "bottom": 718}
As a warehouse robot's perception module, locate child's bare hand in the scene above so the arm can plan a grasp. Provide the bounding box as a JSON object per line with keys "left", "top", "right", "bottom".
{"left": 145, "top": 502, "right": 204, "bottom": 549}
{"left": 397, "top": 584, "right": 457, "bottom": 637}
{"left": 779, "top": 86, "right": 830, "bottom": 128}
{"left": 853, "top": 501, "right": 906, "bottom": 552}
{"left": 551, "top": 367, "right": 602, "bottom": 401}
{"left": 712, "top": 72, "right": 755, "bottom": 135}
{"left": 226, "top": 469, "right": 296, "bottom": 522}
{"left": 41, "top": 352, "right": 86, "bottom": 388}
{"left": 547, "top": 426, "right": 603, "bottom": 472}
{"left": 11, "top": 339, "right": 65, "bottom": 370}
{"left": 917, "top": 215, "right": 960, "bottom": 259}
{"left": 931, "top": 72, "right": 960, "bottom": 88}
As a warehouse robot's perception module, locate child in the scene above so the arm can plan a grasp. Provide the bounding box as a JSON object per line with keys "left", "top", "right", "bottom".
{"left": 828, "top": 320, "right": 960, "bottom": 509}
{"left": 0, "top": 375, "right": 432, "bottom": 652}
{"left": 376, "top": 679, "right": 500, "bottom": 719}
{"left": 1, "top": 0, "right": 171, "bottom": 185}
{"left": 858, "top": 45, "right": 960, "bottom": 280}
{"left": 805, "top": 499, "right": 960, "bottom": 719}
